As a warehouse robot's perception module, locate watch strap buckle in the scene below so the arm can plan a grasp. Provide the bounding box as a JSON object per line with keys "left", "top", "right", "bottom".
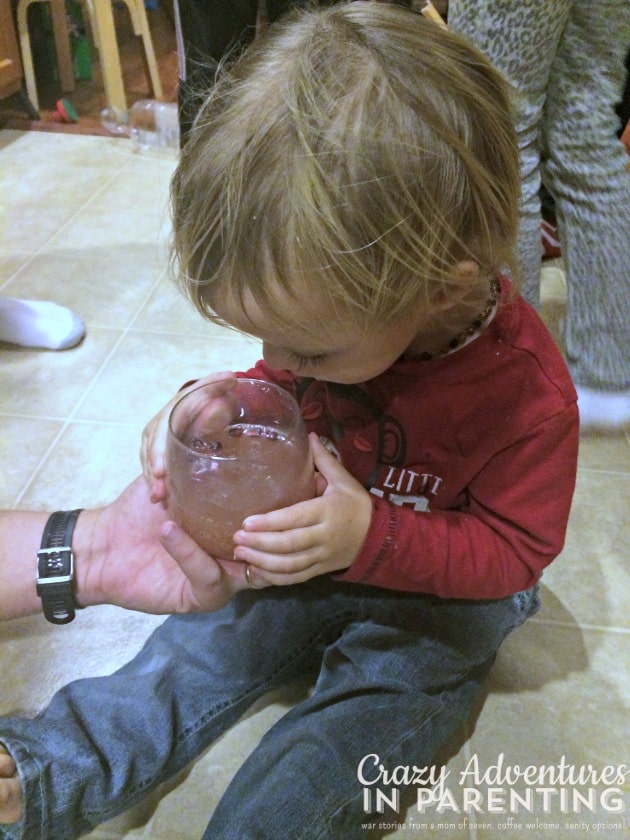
{"left": 36, "top": 510, "right": 82, "bottom": 625}
{"left": 36, "top": 546, "right": 74, "bottom": 584}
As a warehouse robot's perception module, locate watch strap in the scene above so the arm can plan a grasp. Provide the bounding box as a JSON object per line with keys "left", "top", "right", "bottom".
{"left": 36, "top": 509, "right": 83, "bottom": 624}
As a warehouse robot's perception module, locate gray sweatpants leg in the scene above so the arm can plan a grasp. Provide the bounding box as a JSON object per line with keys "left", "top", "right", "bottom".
{"left": 449, "top": 0, "right": 630, "bottom": 390}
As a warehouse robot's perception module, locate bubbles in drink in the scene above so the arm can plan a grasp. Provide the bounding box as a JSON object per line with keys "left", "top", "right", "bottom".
{"left": 189, "top": 436, "right": 223, "bottom": 453}
{"left": 168, "top": 421, "right": 315, "bottom": 558}
{"left": 185, "top": 424, "right": 283, "bottom": 458}
{"left": 229, "top": 423, "right": 278, "bottom": 440}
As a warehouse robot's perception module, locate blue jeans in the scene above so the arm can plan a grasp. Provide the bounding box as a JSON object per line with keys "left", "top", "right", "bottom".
{"left": 0, "top": 579, "right": 539, "bottom": 840}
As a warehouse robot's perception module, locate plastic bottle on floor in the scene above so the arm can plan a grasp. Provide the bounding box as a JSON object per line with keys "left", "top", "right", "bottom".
{"left": 101, "top": 100, "right": 180, "bottom": 151}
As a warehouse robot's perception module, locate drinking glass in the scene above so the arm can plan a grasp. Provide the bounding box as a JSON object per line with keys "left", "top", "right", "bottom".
{"left": 166, "top": 378, "right": 315, "bottom": 558}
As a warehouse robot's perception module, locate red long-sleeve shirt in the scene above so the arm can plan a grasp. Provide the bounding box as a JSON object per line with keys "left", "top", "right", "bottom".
{"left": 239, "top": 281, "right": 578, "bottom": 600}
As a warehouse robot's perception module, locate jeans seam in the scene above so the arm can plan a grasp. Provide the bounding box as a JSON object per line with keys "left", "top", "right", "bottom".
{"left": 178, "top": 608, "right": 358, "bottom": 747}
{"left": 303, "top": 695, "right": 451, "bottom": 840}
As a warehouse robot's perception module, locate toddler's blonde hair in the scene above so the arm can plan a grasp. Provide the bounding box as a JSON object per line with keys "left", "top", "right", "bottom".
{"left": 171, "top": 1, "right": 520, "bottom": 334}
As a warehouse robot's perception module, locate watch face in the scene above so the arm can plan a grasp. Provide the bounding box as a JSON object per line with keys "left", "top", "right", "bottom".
{"left": 38, "top": 548, "right": 73, "bottom": 582}
{"left": 47, "top": 554, "right": 66, "bottom": 574}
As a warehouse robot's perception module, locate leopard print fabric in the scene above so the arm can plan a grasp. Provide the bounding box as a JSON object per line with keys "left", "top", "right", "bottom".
{"left": 449, "top": 0, "right": 630, "bottom": 391}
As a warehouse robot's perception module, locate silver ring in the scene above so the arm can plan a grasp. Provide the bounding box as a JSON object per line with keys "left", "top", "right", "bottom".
{"left": 244, "top": 564, "right": 264, "bottom": 589}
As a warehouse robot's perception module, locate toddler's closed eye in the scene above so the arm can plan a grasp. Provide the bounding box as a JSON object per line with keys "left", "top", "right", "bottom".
{"left": 287, "top": 351, "right": 328, "bottom": 371}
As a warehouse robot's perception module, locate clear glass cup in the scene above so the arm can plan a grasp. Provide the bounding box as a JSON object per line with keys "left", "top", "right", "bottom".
{"left": 166, "top": 378, "right": 315, "bottom": 559}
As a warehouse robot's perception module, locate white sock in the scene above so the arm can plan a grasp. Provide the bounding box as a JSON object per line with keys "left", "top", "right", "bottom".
{"left": 0, "top": 298, "right": 85, "bottom": 350}
{"left": 576, "top": 385, "right": 630, "bottom": 432}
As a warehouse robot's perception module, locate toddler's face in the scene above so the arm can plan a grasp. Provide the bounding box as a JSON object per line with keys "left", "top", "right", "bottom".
{"left": 214, "top": 290, "right": 426, "bottom": 384}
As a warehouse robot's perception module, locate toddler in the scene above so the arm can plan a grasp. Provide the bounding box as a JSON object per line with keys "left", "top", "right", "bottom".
{"left": 0, "top": 4, "right": 578, "bottom": 838}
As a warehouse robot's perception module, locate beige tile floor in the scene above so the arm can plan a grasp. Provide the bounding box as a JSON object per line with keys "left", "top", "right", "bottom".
{"left": 0, "top": 129, "right": 628, "bottom": 840}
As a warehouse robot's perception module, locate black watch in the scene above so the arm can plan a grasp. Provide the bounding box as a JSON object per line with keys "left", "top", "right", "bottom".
{"left": 36, "top": 509, "right": 83, "bottom": 624}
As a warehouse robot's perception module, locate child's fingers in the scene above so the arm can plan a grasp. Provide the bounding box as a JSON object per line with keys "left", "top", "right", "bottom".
{"left": 149, "top": 478, "right": 167, "bottom": 504}
{"left": 309, "top": 433, "right": 348, "bottom": 482}
{"left": 148, "top": 375, "right": 238, "bottom": 470}
{"left": 141, "top": 404, "right": 171, "bottom": 474}
{"left": 240, "top": 497, "right": 322, "bottom": 534}
{"left": 234, "top": 524, "right": 319, "bottom": 560}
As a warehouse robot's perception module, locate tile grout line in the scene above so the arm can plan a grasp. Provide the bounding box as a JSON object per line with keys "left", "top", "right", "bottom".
{"left": 9, "top": 145, "right": 175, "bottom": 508}
{"left": 0, "top": 153, "right": 140, "bottom": 294}
{"left": 530, "top": 617, "right": 630, "bottom": 634}
{"left": 12, "top": 327, "right": 132, "bottom": 507}
{"left": 12, "top": 264, "right": 169, "bottom": 507}
{"left": 577, "top": 466, "right": 630, "bottom": 477}
{"left": 12, "top": 423, "right": 69, "bottom": 507}
{"left": 62, "top": 264, "right": 173, "bottom": 423}
{"left": 42, "top": 153, "right": 144, "bottom": 247}
{"left": 121, "top": 326, "right": 261, "bottom": 342}
{"left": 0, "top": 412, "right": 145, "bottom": 428}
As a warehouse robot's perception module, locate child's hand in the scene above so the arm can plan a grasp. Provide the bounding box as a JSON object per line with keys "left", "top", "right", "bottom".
{"left": 140, "top": 373, "right": 237, "bottom": 503}
{"left": 233, "top": 434, "right": 372, "bottom": 586}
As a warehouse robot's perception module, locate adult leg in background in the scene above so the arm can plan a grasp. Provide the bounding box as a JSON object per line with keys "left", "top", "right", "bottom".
{"left": 0, "top": 298, "right": 84, "bottom": 350}
{"left": 449, "top": 0, "right": 630, "bottom": 428}
{"left": 448, "top": 0, "right": 572, "bottom": 307}
{"left": 542, "top": 0, "right": 630, "bottom": 397}
{"left": 175, "top": 0, "right": 315, "bottom": 142}
{"left": 175, "top": 0, "right": 258, "bottom": 140}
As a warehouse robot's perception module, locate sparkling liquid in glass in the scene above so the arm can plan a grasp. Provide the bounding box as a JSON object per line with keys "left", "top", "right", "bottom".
{"left": 166, "top": 380, "right": 315, "bottom": 559}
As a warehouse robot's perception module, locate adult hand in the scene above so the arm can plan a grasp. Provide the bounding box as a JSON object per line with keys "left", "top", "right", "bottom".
{"left": 0, "top": 476, "right": 250, "bottom": 622}
{"left": 75, "top": 475, "right": 249, "bottom": 614}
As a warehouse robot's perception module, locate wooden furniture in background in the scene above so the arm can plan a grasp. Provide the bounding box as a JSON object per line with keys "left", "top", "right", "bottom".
{"left": 16, "top": 0, "right": 74, "bottom": 112}
{"left": 86, "top": 0, "right": 163, "bottom": 110}
{"left": 0, "top": 0, "right": 23, "bottom": 100}
{"left": 15, "top": 0, "right": 162, "bottom": 113}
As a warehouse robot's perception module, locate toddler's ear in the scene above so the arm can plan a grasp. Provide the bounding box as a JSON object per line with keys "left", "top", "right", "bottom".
{"left": 429, "top": 260, "right": 481, "bottom": 312}
{"left": 454, "top": 259, "right": 480, "bottom": 280}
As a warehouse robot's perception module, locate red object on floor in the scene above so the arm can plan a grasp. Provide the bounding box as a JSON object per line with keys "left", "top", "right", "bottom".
{"left": 53, "top": 99, "right": 79, "bottom": 123}
{"left": 541, "top": 219, "right": 561, "bottom": 259}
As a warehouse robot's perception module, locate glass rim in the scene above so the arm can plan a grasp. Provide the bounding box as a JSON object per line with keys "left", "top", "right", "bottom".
{"left": 167, "top": 377, "right": 303, "bottom": 460}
